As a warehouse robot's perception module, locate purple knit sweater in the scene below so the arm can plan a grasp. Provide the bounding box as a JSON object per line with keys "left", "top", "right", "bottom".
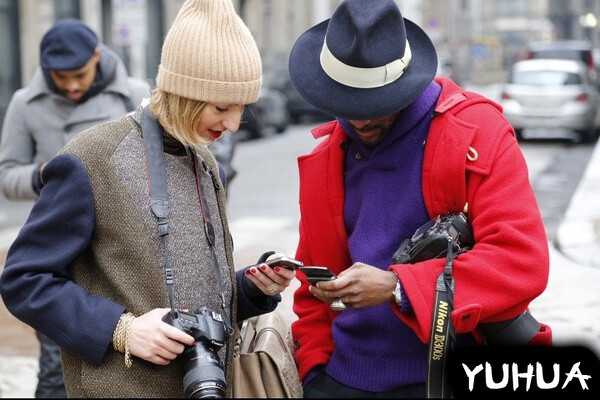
{"left": 325, "top": 81, "right": 442, "bottom": 392}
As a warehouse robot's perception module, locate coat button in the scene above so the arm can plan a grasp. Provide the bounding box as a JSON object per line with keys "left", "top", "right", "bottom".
{"left": 355, "top": 153, "right": 362, "bottom": 160}
{"left": 295, "top": 340, "right": 301, "bottom": 349}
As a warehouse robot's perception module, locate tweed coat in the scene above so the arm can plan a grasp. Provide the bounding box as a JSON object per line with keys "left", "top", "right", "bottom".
{"left": 0, "top": 108, "right": 279, "bottom": 397}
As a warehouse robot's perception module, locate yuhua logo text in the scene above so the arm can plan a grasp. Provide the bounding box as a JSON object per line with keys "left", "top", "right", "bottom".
{"left": 448, "top": 345, "right": 599, "bottom": 398}
{"left": 462, "top": 361, "right": 591, "bottom": 391}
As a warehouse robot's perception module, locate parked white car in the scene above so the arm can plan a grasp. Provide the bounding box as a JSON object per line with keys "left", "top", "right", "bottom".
{"left": 240, "top": 87, "right": 290, "bottom": 139}
{"left": 501, "top": 58, "right": 600, "bottom": 143}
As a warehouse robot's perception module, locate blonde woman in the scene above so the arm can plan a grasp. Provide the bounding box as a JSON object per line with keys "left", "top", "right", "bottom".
{"left": 0, "top": 0, "right": 295, "bottom": 397}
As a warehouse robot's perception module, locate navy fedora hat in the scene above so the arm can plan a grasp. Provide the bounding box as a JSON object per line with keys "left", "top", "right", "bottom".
{"left": 289, "top": 0, "right": 438, "bottom": 120}
{"left": 40, "top": 19, "right": 99, "bottom": 71}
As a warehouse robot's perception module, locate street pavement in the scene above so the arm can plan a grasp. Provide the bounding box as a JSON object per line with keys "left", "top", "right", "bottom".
{"left": 1, "top": 124, "right": 600, "bottom": 398}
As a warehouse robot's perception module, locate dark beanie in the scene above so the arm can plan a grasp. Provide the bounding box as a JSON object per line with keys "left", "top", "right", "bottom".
{"left": 40, "top": 19, "right": 99, "bottom": 71}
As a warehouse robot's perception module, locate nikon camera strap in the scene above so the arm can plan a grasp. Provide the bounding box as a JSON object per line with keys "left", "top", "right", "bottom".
{"left": 426, "top": 240, "right": 457, "bottom": 398}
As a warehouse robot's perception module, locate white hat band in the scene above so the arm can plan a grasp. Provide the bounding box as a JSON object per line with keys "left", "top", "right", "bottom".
{"left": 319, "top": 39, "right": 412, "bottom": 89}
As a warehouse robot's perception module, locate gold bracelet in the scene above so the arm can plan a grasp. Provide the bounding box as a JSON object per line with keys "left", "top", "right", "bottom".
{"left": 112, "top": 313, "right": 128, "bottom": 352}
{"left": 112, "top": 317, "right": 124, "bottom": 353}
{"left": 124, "top": 314, "right": 133, "bottom": 368}
{"left": 112, "top": 312, "right": 135, "bottom": 368}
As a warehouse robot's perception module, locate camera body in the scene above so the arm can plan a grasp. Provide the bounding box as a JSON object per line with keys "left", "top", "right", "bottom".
{"left": 392, "top": 212, "right": 474, "bottom": 264}
{"left": 162, "top": 307, "right": 230, "bottom": 398}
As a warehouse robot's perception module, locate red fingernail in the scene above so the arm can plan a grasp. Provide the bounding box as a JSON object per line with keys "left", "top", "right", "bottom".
{"left": 260, "top": 265, "right": 267, "bottom": 271}
{"left": 245, "top": 269, "right": 251, "bottom": 275}
{"left": 251, "top": 268, "right": 257, "bottom": 274}
{"left": 274, "top": 266, "right": 281, "bottom": 272}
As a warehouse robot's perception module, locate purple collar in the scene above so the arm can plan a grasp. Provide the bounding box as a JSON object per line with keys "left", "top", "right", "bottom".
{"left": 338, "top": 80, "right": 442, "bottom": 151}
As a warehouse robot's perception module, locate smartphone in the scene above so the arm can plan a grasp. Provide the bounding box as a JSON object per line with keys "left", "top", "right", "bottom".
{"left": 299, "top": 266, "right": 337, "bottom": 286}
{"left": 264, "top": 256, "right": 304, "bottom": 270}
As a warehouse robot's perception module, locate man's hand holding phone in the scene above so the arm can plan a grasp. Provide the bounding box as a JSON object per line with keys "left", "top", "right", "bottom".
{"left": 299, "top": 266, "right": 346, "bottom": 311}
{"left": 301, "top": 263, "right": 399, "bottom": 311}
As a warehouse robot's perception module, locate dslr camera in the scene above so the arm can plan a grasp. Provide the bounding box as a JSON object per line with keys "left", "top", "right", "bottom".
{"left": 162, "top": 307, "right": 231, "bottom": 398}
{"left": 392, "top": 212, "right": 474, "bottom": 264}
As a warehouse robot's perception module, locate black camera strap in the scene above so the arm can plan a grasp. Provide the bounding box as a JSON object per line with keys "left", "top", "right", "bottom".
{"left": 141, "top": 107, "right": 176, "bottom": 315}
{"left": 141, "top": 107, "right": 232, "bottom": 334}
{"left": 426, "top": 240, "right": 457, "bottom": 399}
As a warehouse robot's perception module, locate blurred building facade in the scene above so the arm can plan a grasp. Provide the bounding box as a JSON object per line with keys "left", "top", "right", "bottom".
{"left": 1, "top": 0, "right": 599, "bottom": 128}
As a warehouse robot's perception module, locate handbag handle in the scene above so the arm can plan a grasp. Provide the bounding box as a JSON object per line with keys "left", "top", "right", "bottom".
{"left": 234, "top": 318, "right": 256, "bottom": 356}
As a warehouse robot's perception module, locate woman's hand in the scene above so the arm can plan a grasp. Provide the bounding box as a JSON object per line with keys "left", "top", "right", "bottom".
{"left": 128, "top": 308, "right": 196, "bottom": 366}
{"left": 244, "top": 253, "right": 296, "bottom": 296}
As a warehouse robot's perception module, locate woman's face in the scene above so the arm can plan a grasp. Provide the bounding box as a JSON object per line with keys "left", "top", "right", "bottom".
{"left": 196, "top": 103, "right": 245, "bottom": 142}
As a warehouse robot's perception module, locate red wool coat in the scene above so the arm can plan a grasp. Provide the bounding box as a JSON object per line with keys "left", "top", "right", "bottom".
{"left": 292, "top": 77, "right": 552, "bottom": 380}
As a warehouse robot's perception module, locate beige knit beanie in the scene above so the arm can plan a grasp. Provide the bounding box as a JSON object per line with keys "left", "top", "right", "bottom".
{"left": 157, "top": 0, "right": 262, "bottom": 104}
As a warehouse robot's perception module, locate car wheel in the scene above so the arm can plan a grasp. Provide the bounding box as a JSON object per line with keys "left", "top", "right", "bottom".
{"left": 241, "top": 107, "right": 261, "bottom": 140}
{"left": 244, "top": 111, "right": 264, "bottom": 139}
{"left": 275, "top": 111, "right": 290, "bottom": 134}
{"left": 578, "top": 127, "right": 598, "bottom": 144}
{"left": 248, "top": 119, "right": 264, "bottom": 139}
{"left": 514, "top": 128, "right": 524, "bottom": 141}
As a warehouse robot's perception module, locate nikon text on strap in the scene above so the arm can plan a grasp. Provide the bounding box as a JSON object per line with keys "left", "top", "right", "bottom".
{"left": 426, "top": 240, "right": 456, "bottom": 398}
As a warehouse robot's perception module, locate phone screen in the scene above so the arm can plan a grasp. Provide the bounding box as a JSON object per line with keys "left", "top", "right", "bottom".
{"left": 265, "top": 256, "right": 304, "bottom": 270}
{"left": 299, "top": 266, "right": 337, "bottom": 286}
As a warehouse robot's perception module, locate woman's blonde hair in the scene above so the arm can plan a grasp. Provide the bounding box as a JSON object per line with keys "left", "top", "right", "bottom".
{"left": 149, "top": 88, "right": 209, "bottom": 149}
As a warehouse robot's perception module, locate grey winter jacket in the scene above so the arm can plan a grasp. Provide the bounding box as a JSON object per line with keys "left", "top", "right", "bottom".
{"left": 0, "top": 45, "right": 150, "bottom": 200}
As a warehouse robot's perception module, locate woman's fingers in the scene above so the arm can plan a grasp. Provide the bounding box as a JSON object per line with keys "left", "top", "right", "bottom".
{"left": 127, "top": 308, "right": 194, "bottom": 365}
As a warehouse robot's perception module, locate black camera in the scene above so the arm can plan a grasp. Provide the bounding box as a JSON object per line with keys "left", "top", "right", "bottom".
{"left": 162, "top": 307, "right": 230, "bottom": 398}
{"left": 392, "top": 212, "right": 474, "bottom": 264}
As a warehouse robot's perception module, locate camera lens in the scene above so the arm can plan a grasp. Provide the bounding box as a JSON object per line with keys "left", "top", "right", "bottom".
{"left": 182, "top": 342, "right": 226, "bottom": 398}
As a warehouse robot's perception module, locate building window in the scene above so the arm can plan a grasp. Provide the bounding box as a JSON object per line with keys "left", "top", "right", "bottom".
{"left": 54, "top": 0, "right": 81, "bottom": 20}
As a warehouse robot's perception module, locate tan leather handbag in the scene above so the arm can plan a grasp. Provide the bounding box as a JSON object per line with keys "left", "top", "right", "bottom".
{"left": 233, "top": 310, "right": 303, "bottom": 398}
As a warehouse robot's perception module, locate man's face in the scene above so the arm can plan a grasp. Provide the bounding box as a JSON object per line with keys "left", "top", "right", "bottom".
{"left": 347, "top": 113, "right": 399, "bottom": 146}
{"left": 49, "top": 50, "right": 100, "bottom": 103}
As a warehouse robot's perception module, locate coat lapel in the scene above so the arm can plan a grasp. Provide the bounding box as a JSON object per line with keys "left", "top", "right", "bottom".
{"left": 298, "top": 122, "right": 351, "bottom": 269}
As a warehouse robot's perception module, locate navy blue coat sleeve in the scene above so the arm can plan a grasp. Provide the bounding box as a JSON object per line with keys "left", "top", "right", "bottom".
{"left": 235, "top": 269, "right": 280, "bottom": 322}
{"left": 0, "top": 154, "right": 125, "bottom": 365}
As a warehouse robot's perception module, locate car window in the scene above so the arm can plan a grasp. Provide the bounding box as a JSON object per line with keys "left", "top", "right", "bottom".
{"left": 512, "top": 70, "right": 582, "bottom": 86}
{"left": 530, "top": 49, "right": 589, "bottom": 64}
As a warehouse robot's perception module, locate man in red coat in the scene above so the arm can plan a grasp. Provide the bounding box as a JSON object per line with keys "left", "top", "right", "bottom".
{"left": 288, "top": 0, "right": 551, "bottom": 397}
